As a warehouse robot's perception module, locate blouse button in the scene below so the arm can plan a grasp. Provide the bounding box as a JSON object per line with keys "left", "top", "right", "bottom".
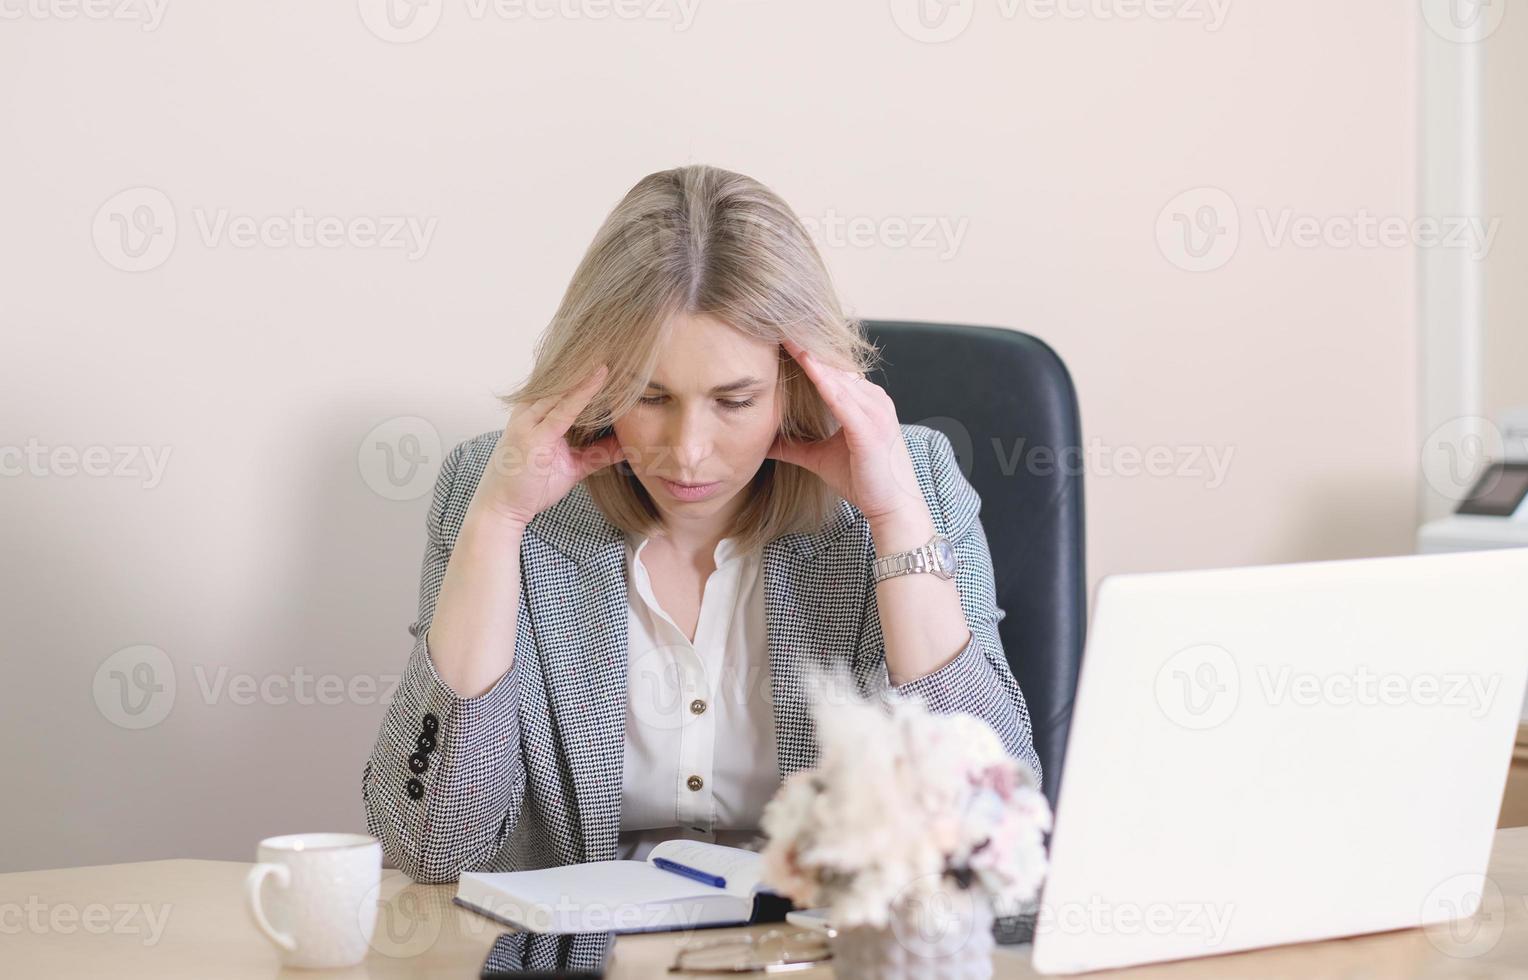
{"left": 689, "top": 699, "right": 707, "bottom": 715}
{"left": 687, "top": 775, "right": 704, "bottom": 792}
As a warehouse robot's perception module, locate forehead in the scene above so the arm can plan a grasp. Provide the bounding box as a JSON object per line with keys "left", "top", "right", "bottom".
{"left": 647, "top": 312, "right": 779, "bottom": 389}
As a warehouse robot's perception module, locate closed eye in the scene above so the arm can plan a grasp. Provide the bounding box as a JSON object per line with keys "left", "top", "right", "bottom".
{"left": 639, "top": 395, "right": 756, "bottom": 411}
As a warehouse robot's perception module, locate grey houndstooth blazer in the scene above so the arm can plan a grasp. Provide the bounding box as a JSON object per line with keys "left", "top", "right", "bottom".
{"left": 362, "top": 423, "right": 1041, "bottom": 884}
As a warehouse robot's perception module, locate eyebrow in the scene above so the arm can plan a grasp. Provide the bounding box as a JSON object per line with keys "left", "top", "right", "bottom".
{"left": 645, "top": 376, "right": 765, "bottom": 395}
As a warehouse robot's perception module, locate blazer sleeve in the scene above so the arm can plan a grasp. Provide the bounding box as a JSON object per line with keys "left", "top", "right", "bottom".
{"left": 362, "top": 439, "right": 531, "bottom": 883}
{"left": 875, "top": 426, "right": 1044, "bottom": 785}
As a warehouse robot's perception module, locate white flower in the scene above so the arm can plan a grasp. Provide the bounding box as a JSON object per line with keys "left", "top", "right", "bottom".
{"left": 758, "top": 662, "right": 1052, "bottom": 928}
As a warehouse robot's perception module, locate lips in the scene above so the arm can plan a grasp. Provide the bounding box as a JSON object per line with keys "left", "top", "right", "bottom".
{"left": 659, "top": 477, "right": 723, "bottom": 502}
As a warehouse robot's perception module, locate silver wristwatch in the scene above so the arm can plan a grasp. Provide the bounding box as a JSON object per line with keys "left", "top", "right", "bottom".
{"left": 871, "top": 532, "right": 959, "bottom": 584}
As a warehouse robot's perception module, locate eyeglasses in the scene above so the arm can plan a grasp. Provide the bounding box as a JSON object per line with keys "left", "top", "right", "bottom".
{"left": 668, "top": 927, "right": 833, "bottom": 974}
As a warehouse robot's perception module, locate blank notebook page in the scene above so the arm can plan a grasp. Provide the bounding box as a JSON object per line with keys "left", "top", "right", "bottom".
{"left": 494, "top": 860, "right": 724, "bottom": 908}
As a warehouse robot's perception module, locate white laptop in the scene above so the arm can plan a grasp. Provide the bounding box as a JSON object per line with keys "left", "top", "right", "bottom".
{"left": 1031, "top": 548, "right": 1528, "bottom": 974}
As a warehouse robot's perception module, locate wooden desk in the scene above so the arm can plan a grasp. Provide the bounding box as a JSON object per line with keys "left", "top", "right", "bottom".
{"left": 1499, "top": 722, "right": 1528, "bottom": 828}
{"left": 5, "top": 829, "right": 1528, "bottom": 978}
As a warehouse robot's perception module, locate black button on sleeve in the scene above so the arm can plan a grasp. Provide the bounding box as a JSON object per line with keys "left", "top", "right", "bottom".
{"left": 405, "top": 778, "right": 424, "bottom": 800}
{"left": 422, "top": 713, "right": 439, "bottom": 735}
{"left": 416, "top": 732, "right": 436, "bottom": 753}
{"left": 408, "top": 751, "right": 429, "bottom": 774}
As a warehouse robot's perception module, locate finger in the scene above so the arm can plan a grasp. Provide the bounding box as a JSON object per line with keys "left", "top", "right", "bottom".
{"left": 823, "top": 374, "right": 872, "bottom": 434}
{"left": 784, "top": 338, "right": 862, "bottom": 387}
{"left": 538, "top": 363, "right": 609, "bottom": 434}
{"left": 570, "top": 431, "right": 626, "bottom": 481}
{"left": 767, "top": 428, "right": 841, "bottom": 474}
{"left": 765, "top": 433, "right": 809, "bottom": 470}
{"left": 504, "top": 394, "right": 552, "bottom": 433}
{"left": 765, "top": 432, "right": 803, "bottom": 468}
{"left": 783, "top": 343, "right": 866, "bottom": 429}
{"left": 835, "top": 372, "right": 887, "bottom": 420}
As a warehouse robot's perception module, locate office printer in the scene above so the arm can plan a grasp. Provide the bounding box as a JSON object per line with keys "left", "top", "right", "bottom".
{"left": 1418, "top": 410, "right": 1528, "bottom": 554}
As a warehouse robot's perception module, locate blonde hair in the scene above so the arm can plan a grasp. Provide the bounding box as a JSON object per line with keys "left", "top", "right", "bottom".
{"left": 498, "top": 164, "right": 880, "bottom": 554}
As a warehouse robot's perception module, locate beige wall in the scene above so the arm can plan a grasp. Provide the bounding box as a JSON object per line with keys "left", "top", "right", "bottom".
{"left": 1, "top": 0, "right": 1420, "bottom": 871}
{"left": 1485, "top": 9, "right": 1528, "bottom": 427}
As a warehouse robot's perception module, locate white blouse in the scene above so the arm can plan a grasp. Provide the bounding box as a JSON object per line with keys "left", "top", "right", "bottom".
{"left": 615, "top": 530, "right": 780, "bottom": 862}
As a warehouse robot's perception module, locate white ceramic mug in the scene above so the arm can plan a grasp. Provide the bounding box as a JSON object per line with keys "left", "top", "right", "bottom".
{"left": 245, "top": 832, "right": 382, "bottom": 969}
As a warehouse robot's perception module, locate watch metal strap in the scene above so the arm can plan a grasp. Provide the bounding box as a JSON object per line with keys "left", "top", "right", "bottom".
{"left": 872, "top": 543, "right": 934, "bottom": 582}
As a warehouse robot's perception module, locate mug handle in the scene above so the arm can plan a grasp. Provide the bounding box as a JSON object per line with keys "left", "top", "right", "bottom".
{"left": 245, "top": 863, "right": 298, "bottom": 952}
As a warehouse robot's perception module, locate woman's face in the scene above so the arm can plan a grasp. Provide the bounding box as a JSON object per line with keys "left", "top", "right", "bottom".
{"left": 612, "top": 312, "right": 782, "bottom": 526}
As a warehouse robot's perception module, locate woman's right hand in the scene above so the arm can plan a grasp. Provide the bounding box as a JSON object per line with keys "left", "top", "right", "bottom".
{"left": 466, "top": 363, "right": 625, "bottom": 529}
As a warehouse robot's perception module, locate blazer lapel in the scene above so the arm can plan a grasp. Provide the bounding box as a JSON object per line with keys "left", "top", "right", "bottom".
{"left": 761, "top": 506, "right": 866, "bottom": 785}
{"left": 526, "top": 486, "right": 631, "bottom": 864}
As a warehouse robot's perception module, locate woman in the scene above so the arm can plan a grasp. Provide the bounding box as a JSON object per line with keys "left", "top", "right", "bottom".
{"left": 362, "top": 165, "right": 1041, "bottom": 884}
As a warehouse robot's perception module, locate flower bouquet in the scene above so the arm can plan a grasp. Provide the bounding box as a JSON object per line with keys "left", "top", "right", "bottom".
{"left": 759, "top": 668, "right": 1051, "bottom": 980}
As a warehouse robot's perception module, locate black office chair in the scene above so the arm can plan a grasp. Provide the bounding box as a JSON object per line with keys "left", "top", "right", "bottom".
{"left": 865, "top": 321, "right": 1087, "bottom": 811}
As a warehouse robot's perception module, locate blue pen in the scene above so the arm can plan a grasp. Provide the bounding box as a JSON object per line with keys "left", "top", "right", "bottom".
{"left": 653, "top": 857, "right": 727, "bottom": 889}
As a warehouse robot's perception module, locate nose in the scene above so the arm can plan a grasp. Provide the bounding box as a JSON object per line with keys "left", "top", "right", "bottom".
{"left": 664, "top": 405, "right": 717, "bottom": 480}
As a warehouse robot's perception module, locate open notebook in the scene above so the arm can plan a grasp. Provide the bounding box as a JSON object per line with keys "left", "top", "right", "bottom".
{"left": 454, "top": 840, "right": 781, "bottom": 934}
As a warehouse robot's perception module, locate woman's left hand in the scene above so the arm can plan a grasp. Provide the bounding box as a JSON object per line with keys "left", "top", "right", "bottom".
{"left": 766, "top": 339, "right": 928, "bottom": 523}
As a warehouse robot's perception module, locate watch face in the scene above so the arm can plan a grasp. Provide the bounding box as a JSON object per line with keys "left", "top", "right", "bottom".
{"left": 934, "top": 537, "right": 957, "bottom": 572}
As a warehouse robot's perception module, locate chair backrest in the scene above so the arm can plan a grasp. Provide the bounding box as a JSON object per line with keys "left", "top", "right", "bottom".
{"left": 864, "top": 320, "right": 1087, "bottom": 810}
